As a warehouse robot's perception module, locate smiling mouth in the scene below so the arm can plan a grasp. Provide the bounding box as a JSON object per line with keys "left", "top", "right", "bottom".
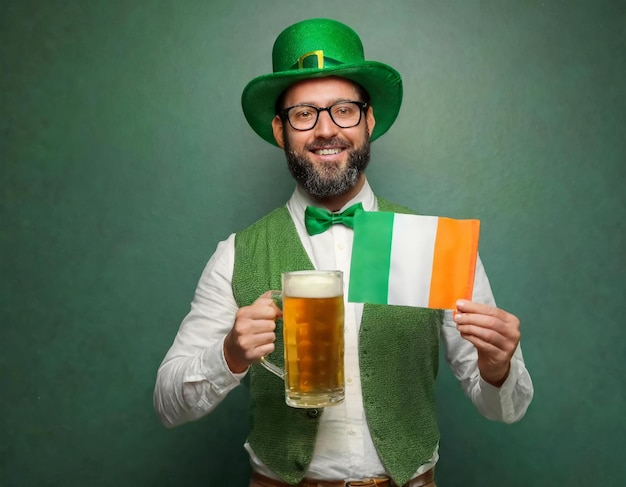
{"left": 312, "top": 148, "right": 343, "bottom": 156}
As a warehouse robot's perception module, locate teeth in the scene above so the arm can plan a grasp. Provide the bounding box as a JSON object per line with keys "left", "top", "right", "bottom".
{"left": 315, "top": 148, "right": 341, "bottom": 155}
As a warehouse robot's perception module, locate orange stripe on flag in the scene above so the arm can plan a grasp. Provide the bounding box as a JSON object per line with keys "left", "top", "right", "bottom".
{"left": 428, "top": 218, "right": 480, "bottom": 309}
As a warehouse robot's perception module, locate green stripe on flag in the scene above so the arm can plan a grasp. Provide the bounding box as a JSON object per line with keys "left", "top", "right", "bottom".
{"left": 348, "top": 211, "right": 395, "bottom": 304}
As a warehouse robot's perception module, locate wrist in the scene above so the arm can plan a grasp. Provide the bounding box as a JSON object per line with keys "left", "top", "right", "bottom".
{"left": 481, "top": 362, "right": 511, "bottom": 388}
{"left": 223, "top": 335, "right": 249, "bottom": 374}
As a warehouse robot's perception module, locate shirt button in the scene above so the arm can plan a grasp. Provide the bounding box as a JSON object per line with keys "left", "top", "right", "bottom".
{"left": 346, "top": 377, "right": 353, "bottom": 384}
{"left": 348, "top": 429, "right": 356, "bottom": 436}
{"left": 337, "top": 242, "right": 344, "bottom": 250}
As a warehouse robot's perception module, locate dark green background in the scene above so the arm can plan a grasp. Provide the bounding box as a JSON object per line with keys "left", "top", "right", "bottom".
{"left": 1, "top": 0, "right": 624, "bottom": 486}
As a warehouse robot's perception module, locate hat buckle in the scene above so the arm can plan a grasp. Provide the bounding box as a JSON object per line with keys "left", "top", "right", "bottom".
{"left": 297, "top": 50, "right": 325, "bottom": 70}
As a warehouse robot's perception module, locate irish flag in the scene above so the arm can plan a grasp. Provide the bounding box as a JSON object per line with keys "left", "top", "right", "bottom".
{"left": 348, "top": 211, "right": 480, "bottom": 310}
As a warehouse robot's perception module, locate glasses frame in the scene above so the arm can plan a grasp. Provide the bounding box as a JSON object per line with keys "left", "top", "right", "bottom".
{"left": 279, "top": 100, "right": 369, "bottom": 131}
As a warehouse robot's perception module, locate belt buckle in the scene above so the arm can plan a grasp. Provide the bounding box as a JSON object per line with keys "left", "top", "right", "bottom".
{"left": 345, "top": 480, "right": 386, "bottom": 487}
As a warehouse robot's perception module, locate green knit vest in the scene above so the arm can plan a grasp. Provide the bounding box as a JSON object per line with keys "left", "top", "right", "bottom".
{"left": 232, "top": 198, "right": 442, "bottom": 486}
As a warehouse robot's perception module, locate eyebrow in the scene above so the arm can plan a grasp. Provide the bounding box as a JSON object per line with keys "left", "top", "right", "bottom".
{"left": 287, "top": 98, "right": 361, "bottom": 107}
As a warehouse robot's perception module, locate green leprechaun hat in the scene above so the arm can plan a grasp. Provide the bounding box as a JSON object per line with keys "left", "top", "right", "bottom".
{"left": 241, "top": 18, "right": 403, "bottom": 146}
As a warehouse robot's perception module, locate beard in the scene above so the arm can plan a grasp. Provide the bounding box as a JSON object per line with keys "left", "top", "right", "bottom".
{"left": 283, "top": 133, "right": 371, "bottom": 199}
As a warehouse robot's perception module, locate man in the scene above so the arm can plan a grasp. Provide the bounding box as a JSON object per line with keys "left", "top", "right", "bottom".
{"left": 154, "top": 18, "right": 533, "bottom": 487}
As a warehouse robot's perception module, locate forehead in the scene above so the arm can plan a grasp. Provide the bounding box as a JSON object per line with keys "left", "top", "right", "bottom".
{"left": 282, "top": 77, "right": 361, "bottom": 106}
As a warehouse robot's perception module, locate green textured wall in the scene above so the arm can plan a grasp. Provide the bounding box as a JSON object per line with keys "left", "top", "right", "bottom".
{"left": 1, "top": 1, "right": 624, "bottom": 486}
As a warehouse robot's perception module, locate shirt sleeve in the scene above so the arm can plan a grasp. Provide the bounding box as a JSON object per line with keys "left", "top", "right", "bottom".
{"left": 441, "top": 256, "right": 534, "bottom": 423}
{"left": 153, "top": 234, "right": 245, "bottom": 428}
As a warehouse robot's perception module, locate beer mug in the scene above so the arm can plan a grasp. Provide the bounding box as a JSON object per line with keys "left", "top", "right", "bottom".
{"left": 260, "top": 270, "right": 345, "bottom": 408}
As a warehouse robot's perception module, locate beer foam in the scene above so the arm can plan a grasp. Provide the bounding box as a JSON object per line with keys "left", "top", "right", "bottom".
{"left": 284, "top": 271, "right": 342, "bottom": 298}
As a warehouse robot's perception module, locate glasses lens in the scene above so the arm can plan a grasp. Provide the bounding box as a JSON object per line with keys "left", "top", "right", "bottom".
{"left": 329, "top": 102, "right": 362, "bottom": 128}
{"left": 287, "top": 105, "right": 318, "bottom": 130}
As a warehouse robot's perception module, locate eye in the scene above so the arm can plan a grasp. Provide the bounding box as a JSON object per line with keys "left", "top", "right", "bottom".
{"left": 332, "top": 103, "right": 356, "bottom": 118}
{"left": 290, "top": 106, "right": 315, "bottom": 120}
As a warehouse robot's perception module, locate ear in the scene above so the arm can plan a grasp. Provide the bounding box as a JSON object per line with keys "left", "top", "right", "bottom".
{"left": 366, "top": 105, "right": 376, "bottom": 137}
{"left": 272, "top": 115, "right": 285, "bottom": 148}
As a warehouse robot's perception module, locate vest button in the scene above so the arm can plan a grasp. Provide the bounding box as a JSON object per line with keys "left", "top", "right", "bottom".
{"left": 306, "top": 409, "right": 320, "bottom": 418}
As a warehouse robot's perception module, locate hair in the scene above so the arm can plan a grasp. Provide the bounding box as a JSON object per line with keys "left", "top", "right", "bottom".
{"left": 274, "top": 78, "right": 371, "bottom": 116}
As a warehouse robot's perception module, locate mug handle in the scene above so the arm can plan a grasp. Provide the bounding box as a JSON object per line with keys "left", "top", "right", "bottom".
{"left": 258, "top": 291, "right": 286, "bottom": 380}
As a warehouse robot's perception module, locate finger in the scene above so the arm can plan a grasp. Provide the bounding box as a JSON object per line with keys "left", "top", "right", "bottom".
{"left": 229, "top": 326, "right": 276, "bottom": 354}
{"left": 454, "top": 306, "right": 520, "bottom": 340}
{"left": 252, "top": 342, "right": 275, "bottom": 360}
{"left": 233, "top": 316, "right": 277, "bottom": 337}
{"left": 456, "top": 299, "right": 508, "bottom": 320}
{"left": 458, "top": 331, "right": 503, "bottom": 356}
{"left": 242, "top": 333, "right": 277, "bottom": 359}
{"left": 255, "top": 292, "right": 283, "bottom": 317}
{"left": 454, "top": 310, "right": 507, "bottom": 334}
{"left": 237, "top": 301, "right": 281, "bottom": 322}
{"left": 456, "top": 323, "right": 513, "bottom": 352}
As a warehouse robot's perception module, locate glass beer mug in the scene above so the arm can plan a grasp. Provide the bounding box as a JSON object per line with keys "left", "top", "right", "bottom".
{"left": 260, "top": 270, "right": 345, "bottom": 408}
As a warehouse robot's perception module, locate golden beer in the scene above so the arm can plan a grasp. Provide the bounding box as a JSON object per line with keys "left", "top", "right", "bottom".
{"left": 282, "top": 271, "right": 345, "bottom": 408}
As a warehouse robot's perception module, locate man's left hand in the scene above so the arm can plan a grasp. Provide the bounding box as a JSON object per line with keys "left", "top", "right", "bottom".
{"left": 453, "top": 299, "right": 521, "bottom": 387}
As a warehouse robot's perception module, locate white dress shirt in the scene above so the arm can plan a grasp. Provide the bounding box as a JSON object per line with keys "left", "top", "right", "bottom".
{"left": 154, "top": 179, "right": 534, "bottom": 481}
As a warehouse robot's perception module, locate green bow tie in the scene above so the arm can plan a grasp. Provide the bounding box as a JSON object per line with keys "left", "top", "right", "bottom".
{"left": 304, "top": 203, "right": 363, "bottom": 236}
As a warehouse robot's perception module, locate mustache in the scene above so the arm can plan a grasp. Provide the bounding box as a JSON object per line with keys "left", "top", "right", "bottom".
{"left": 305, "top": 137, "right": 352, "bottom": 151}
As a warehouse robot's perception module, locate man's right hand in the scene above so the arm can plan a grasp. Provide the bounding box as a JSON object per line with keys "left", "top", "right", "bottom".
{"left": 223, "top": 291, "right": 281, "bottom": 373}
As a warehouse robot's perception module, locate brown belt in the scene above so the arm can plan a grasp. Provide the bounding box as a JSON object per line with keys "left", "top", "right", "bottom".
{"left": 251, "top": 468, "right": 434, "bottom": 487}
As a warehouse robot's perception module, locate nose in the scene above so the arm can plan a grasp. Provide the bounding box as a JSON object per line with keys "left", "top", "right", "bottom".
{"left": 313, "top": 109, "right": 339, "bottom": 139}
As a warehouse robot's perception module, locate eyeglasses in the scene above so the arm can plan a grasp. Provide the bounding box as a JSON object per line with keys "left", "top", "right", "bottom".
{"left": 280, "top": 101, "right": 369, "bottom": 131}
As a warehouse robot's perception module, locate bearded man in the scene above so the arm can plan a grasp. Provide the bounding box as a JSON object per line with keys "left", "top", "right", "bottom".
{"left": 154, "top": 18, "right": 533, "bottom": 487}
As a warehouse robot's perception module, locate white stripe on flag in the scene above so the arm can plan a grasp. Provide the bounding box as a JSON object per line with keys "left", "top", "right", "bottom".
{"left": 387, "top": 214, "right": 439, "bottom": 306}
